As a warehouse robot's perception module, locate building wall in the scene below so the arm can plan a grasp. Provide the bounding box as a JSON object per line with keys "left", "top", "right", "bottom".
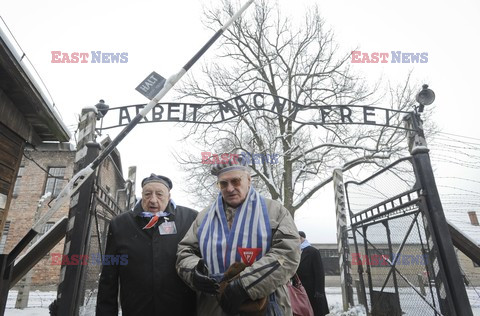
{"left": 3, "top": 142, "right": 131, "bottom": 289}
{"left": 314, "top": 242, "right": 480, "bottom": 288}
{"left": 457, "top": 250, "right": 480, "bottom": 287}
{"left": 313, "top": 243, "right": 447, "bottom": 288}
{"left": 3, "top": 145, "right": 75, "bottom": 289}
{"left": 349, "top": 244, "right": 429, "bottom": 288}
{"left": 97, "top": 153, "right": 128, "bottom": 210}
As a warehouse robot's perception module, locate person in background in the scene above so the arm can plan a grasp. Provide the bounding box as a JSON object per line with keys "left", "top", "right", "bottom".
{"left": 296, "top": 231, "right": 330, "bottom": 316}
{"left": 176, "top": 157, "right": 300, "bottom": 315}
{"left": 96, "top": 174, "right": 197, "bottom": 316}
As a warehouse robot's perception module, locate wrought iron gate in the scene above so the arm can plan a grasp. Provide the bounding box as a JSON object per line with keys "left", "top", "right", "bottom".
{"left": 345, "top": 157, "right": 455, "bottom": 315}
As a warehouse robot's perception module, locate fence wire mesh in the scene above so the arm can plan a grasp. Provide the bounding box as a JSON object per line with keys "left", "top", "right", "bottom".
{"left": 346, "top": 158, "right": 444, "bottom": 315}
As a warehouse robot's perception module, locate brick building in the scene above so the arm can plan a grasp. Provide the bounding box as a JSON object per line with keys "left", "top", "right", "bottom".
{"left": 0, "top": 137, "right": 135, "bottom": 290}
{"left": 1, "top": 143, "right": 75, "bottom": 289}
{"left": 0, "top": 16, "right": 70, "bottom": 243}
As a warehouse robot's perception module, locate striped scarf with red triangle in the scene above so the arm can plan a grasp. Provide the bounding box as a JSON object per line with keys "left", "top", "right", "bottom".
{"left": 197, "top": 187, "right": 271, "bottom": 274}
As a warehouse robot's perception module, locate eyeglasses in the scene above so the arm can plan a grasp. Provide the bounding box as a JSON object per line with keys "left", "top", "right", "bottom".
{"left": 217, "top": 177, "right": 243, "bottom": 189}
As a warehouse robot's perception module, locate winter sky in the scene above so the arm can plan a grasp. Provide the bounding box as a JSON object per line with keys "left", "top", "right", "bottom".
{"left": 0, "top": 0, "right": 479, "bottom": 243}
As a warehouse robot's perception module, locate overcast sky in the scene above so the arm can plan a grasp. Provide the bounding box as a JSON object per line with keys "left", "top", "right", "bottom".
{"left": 1, "top": 0, "right": 479, "bottom": 243}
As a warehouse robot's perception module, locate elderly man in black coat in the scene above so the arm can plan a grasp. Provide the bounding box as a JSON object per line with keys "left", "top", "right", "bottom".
{"left": 96, "top": 174, "right": 198, "bottom": 316}
{"left": 296, "top": 231, "right": 330, "bottom": 316}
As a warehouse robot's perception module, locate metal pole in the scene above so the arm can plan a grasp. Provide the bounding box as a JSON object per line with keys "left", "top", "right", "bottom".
{"left": 362, "top": 226, "right": 374, "bottom": 307}
{"left": 418, "top": 274, "right": 426, "bottom": 296}
{"left": 405, "top": 112, "right": 472, "bottom": 316}
{"left": 345, "top": 185, "right": 369, "bottom": 314}
{"left": 333, "top": 168, "right": 354, "bottom": 310}
{"left": 383, "top": 221, "right": 400, "bottom": 300}
{"left": 0, "top": 255, "right": 11, "bottom": 316}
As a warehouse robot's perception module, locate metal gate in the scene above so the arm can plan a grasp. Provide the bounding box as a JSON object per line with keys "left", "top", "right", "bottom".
{"left": 345, "top": 157, "right": 459, "bottom": 315}
{"left": 78, "top": 183, "right": 129, "bottom": 315}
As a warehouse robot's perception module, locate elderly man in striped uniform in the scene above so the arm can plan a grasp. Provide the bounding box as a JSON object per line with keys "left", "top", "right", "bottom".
{"left": 177, "top": 156, "right": 300, "bottom": 315}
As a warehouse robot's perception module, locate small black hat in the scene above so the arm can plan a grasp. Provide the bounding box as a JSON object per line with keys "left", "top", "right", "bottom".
{"left": 298, "top": 231, "right": 306, "bottom": 238}
{"left": 141, "top": 174, "right": 173, "bottom": 190}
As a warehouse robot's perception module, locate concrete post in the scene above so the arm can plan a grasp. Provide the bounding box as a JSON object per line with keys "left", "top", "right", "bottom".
{"left": 333, "top": 168, "right": 355, "bottom": 310}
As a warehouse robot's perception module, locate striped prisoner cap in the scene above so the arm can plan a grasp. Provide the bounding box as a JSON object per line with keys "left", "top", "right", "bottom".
{"left": 211, "top": 155, "right": 250, "bottom": 176}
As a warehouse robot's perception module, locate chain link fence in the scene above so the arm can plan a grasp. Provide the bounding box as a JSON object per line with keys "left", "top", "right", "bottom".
{"left": 346, "top": 157, "right": 444, "bottom": 315}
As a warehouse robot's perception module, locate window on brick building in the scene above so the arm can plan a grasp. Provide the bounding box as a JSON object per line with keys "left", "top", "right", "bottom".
{"left": 0, "top": 221, "right": 11, "bottom": 253}
{"left": 12, "top": 166, "right": 25, "bottom": 197}
{"left": 44, "top": 167, "right": 67, "bottom": 198}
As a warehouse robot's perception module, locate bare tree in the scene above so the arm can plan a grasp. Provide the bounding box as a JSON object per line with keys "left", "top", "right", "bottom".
{"left": 175, "top": 0, "right": 428, "bottom": 216}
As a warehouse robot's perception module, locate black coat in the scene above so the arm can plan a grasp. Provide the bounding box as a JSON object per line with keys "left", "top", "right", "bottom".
{"left": 96, "top": 201, "right": 198, "bottom": 316}
{"left": 296, "top": 245, "right": 330, "bottom": 316}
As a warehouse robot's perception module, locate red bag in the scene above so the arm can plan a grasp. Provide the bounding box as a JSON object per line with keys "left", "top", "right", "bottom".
{"left": 287, "top": 274, "right": 314, "bottom": 316}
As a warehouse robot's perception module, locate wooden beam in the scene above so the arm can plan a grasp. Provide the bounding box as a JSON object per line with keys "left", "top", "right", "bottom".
{"left": 448, "top": 222, "right": 480, "bottom": 266}
{"left": 9, "top": 217, "right": 68, "bottom": 287}
{"left": 0, "top": 89, "right": 40, "bottom": 145}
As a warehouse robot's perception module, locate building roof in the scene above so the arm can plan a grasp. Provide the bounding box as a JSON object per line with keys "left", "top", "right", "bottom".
{"left": 447, "top": 213, "right": 480, "bottom": 245}
{"left": 0, "top": 22, "right": 70, "bottom": 144}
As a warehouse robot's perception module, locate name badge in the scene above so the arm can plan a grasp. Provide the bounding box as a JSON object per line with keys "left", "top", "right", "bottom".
{"left": 159, "top": 221, "right": 177, "bottom": 235}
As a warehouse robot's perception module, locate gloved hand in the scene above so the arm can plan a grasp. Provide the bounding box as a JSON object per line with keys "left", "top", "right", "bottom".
{"left": 219, "top": 278, "right": 250, "bottom": 314}
{"left": 192, "top": 259, "right": 219, "bottom": 295}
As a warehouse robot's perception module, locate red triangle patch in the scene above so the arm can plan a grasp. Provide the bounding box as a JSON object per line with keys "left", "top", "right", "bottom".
{"left": 238, "top": 247, "right": 261, "bottom": 266}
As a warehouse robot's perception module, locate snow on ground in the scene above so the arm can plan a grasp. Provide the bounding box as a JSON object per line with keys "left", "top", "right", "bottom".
{"left": 4, "top": 309, "right": 49, "bottom": 316}
{"left": 4, "top": 290, "right": 54, "bottom": 316}
{"left": 3, "top": 287, "right": 480, "bottom": 315}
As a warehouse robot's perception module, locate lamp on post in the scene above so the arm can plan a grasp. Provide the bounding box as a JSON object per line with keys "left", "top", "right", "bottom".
{"left": 95, "top": 99, "right": 109, "bottom": 136}
{"left": 404, "top": 85, "right": 473, "bottom": 315}
{"left": 406, "top": 85, "right": 435, "bottom": 153}
{"left": 415, "top": 84, "right": 435, "bottom": 113}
